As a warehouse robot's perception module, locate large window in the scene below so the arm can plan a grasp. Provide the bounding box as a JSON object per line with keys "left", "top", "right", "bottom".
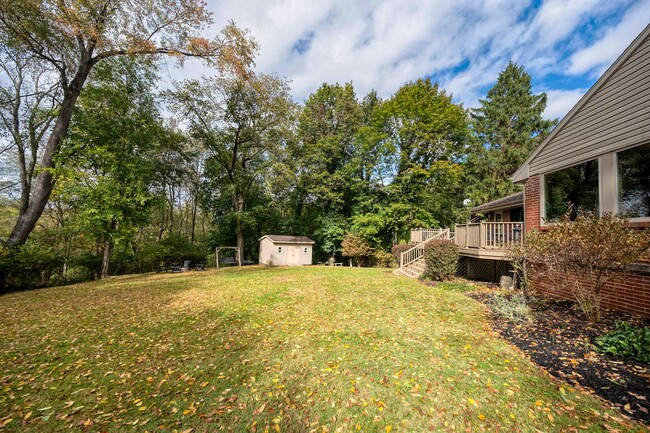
{"left": 618, "top": 143, "right": 650, "bottom": 218}
{"left": 545, "top": 159, "right": 599, "bottom": 221}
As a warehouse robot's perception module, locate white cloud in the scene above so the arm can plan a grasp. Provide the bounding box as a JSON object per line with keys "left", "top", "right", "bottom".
{"left": 567, "top": 0, "right": 650, "bottom": 76}
{"left": 542, "top": 88, "right": 588, "bottom": 120}
{"left": 185, "top": 0, "right": 650, "bottom": 119}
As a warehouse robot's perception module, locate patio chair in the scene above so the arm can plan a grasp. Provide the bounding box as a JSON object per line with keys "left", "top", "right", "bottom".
{"left": 170, "top": 262, "right": 181, "bottom": 273}
{"left": 181, "top": 260, "right": 191, "bottom": 272}
{"left": 194, "top": 263, "right": 206, "bottom": 271}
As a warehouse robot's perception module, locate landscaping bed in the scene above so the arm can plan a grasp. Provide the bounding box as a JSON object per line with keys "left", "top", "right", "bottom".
{"left": 468, "top": 289, "right": 650, "bottom": 426}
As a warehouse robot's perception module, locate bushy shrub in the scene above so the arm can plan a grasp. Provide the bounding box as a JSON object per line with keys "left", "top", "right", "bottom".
{"left": 595, "top": 321, "right": 650, "bottom": 363}
{"left": 391, "top": 244, "right": 411, "bottom": 265}
{"left": 524, "top": 211, "right": 650, "bottom": 321}
{"left": 423, "top": 240, "right": 458, "bottom": 281}
{"left": 0, "top": 240, "right": 64, "bottom": 291}
{"left": 373, "top": 250, "right": 395, "bottom": 268}
{"left": 138, "top": 235, "right": 206, "bottom": 271}
{"left": 489, "top": 293, "right": 533, "bottom": 323}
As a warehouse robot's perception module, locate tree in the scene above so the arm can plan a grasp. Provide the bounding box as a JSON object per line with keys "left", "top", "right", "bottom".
{"left": 0, "top": 0, "right": 257, "bottom": 246}
{"left": 341, "top": 232, "right": 373, "bottom": 267}
{"left": 0, "top": 45, "right": 58, "bottom": 220}
{"left": 467, "top": 61, "right": 556, "bottom": 203}
{"left": 296, "top": 83, "right": 363, "bottom": 216}
{"left": 170, "top": 73, "right": 296, "bottom": 260}
{"left": 57, "top": 58, "right": 161, "bottom": 278}
{"left": 376, "top": 78, "right": 468, "bottom": 231}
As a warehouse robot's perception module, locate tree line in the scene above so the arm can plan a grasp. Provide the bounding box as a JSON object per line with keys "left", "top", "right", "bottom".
{"left": 0, "top": 1, "right": 556, "bottom": 290}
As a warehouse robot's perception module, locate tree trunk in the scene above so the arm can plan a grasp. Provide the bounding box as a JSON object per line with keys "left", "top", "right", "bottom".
{"left": 7, "top": 59, "right": 94, "bottom": 246}
{"left": 100, "top": 220, "right": 117, "bottom": 279}
{"left": 235, "top": 195, "right": 244, "bottom": 263}
{"left": 100, "top": 238, "right": 112, "bottom": 279}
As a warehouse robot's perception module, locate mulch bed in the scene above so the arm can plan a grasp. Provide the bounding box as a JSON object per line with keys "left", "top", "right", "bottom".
{"left": 467, "top": 289, "right": 650, "bottom": 426}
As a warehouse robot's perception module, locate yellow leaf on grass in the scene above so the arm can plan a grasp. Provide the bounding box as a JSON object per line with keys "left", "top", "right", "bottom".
{"left": 478, "top": 413, "right": 485, "bottom": 420}
{"left": 468, "top": 398, "right": 478, "bottom": 407}
{"left": 24, "top": 411, "right": 32, "bottom": 420}
{"left": 535, "top": 400, "right": 542, "bottom": 406}
{"left": 386, "top": 426, "right": 392, "bottom": 432}
{"left": 180, "top": 429, "right": 194, "bottom": 433}
{"left": 547, "top": 413, "right": 554, "bottom": 422}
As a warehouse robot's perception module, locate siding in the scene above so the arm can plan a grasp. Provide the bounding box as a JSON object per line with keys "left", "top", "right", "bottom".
{"left": 529, "top": 29, "right": 650, "bottom": 175}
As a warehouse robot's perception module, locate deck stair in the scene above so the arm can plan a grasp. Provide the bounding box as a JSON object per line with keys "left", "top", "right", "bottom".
{"left": 394, "top": 229, "right": 451, "bottom": 279}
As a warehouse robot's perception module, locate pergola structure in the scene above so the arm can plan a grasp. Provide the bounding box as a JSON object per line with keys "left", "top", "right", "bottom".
{"left": 215, "top": 246, "right": 241, "bottom": 268}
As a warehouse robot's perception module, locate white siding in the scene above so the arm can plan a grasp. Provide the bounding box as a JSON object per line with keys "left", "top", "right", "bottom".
{"left": 529, "top": 29, "right": 650, "bottom": 176}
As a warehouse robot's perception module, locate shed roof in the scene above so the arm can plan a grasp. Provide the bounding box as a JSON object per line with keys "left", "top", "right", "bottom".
{"left": 471, "top": 191, "right": 524, "bottom": 214}
{"left": 259, "top": 235, "right": 315, "bottom": 244}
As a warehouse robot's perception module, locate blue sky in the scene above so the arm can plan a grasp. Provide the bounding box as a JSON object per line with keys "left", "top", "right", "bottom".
{"left": 188, "top": 0, "right": 650, "bottom": 120}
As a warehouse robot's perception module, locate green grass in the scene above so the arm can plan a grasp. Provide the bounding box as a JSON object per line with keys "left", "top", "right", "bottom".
{"left": 0, "top": 266, "right": 646, "bottom": 432}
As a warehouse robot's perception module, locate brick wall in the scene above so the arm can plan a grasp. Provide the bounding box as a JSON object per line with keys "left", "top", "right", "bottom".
{"left": 524, "top": 174, "right": 541, "bottom": 233}
{"left": 530, "top": 270, "right": 650, "bottom": 317}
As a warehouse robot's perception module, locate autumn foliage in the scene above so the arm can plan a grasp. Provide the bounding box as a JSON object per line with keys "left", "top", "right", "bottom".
{"left": 524, "top": 211, "right": 650, "bottom": 321}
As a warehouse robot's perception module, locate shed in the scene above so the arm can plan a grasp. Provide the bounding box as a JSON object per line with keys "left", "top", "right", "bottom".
{"left": 258, "top": 235, "right": 315, "bottom": 266}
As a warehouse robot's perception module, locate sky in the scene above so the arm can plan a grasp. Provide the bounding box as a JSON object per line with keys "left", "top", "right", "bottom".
{"left": 170, "top": 0, "right": 650, "bottom": 121}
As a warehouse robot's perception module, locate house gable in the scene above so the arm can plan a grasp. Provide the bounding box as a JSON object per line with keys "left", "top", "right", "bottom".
{"left": 513, "top": 24, "right": 650, "bottom": 183}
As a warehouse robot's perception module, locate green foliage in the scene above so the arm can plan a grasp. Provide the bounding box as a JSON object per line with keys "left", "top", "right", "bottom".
{"left": 524, "top": 211, "right": 650, "bottom": 321}
{"left": 0, "top": 235, "right": 64, "bottom": 291}
{"left": 466, "top": 61, "right": 556, "bottom": 204}
{"left": 373, "top": 249, "right": 396, "bottom": 268}
{"left": 489, "top": 293, "right": 533, "bottom": 323}
{"left": 595, "top": 321, "right": 650, "bottom": 364}
{"left": 423, "top": 239, "right": 458, "bottom": 281}
{"left": 139, "top": 235, "right": 206, "bottom": 271}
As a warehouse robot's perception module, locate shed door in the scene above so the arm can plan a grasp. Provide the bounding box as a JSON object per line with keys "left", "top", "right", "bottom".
{"left": 287, "top": 245, "right": 301, "bottom": 265}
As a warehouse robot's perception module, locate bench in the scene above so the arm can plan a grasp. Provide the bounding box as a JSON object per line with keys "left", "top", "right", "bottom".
{"left": 219, "top": 257, "right": 236, "bottom": 265}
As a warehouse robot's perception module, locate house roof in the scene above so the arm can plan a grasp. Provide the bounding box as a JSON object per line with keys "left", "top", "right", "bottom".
{"left": 259, "top": 235, "right": 315, "bottom": 244}
{"left": 512, "top": 23, "right": 650, "bottom": 184}
{"left": 471, "top": 191, "right": 524, "bottom": 214}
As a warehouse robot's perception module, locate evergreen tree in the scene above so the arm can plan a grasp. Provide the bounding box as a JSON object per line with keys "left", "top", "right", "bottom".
{"left": 467, "top": 62, "right": 556, "bottom": 203}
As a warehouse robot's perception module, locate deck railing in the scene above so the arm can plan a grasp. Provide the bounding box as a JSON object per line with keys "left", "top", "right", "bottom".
{"left": 454, "top": 222, "right": 523, "bottom": 249}
{"left": 401, "top": 228, "right": 451, "bottom": 268}
{"left": 410, "top": 228, "right": 447, "bottom": 244}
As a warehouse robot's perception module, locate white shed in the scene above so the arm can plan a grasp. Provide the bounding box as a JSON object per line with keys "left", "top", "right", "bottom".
{"left": 258, "top": 235, "right": 315, "bottom": 266}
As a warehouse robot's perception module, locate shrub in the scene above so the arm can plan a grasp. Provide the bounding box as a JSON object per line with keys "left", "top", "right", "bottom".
{"left": 341, "top": 233, "right": 373, "bottom": 267}
{"left": 423, "top": 239, "right": 458, "bottom": 281}
{"left": 138, "top": 235, "right": 206, "bottom": 271}
{"left": 373, "top": 250, "right": 396, "bottom": 268}
{"left": 489, "top": 293, "right": 533, "bottom": 323}
{"left": 0, "top": 240, "right": 64, "bottom": 291}
{"left": 524, "top": 211, "right": 650, "bottom": 321}
{"left": 391, "top": 244, "right": 411, "bottom": 265}
{"left": 595, "top": 321, "right": 650, "bottom": 364}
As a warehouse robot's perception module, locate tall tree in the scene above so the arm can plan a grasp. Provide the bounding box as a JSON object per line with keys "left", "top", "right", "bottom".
{"left": 0, "top": 46, "right": 58, "bottom": 219}
{"left": 170, "top": 73, "right": 296, "bottom": 260}
{"left": 467, "top": 61, "right": 556, "bottom": 203}
{"left": 56, "top": 58, "right": 161, "bottom": 278}
{"left": 0, "top": 0, "right": 257, "bottom": 246}
{"left": 375, "top": 78, "right": 468, "bottom": 233}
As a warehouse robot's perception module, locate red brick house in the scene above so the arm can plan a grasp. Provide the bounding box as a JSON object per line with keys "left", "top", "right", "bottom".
{"left": 512, "top": 23, "right": 650, "bottom": 316}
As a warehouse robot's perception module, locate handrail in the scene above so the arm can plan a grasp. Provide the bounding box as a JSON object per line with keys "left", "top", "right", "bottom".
{"left": 400, "top": 228, "right": 451, "bottom": 269}
{"left": 454, "top": 222, "right": 523, "bottom": 249}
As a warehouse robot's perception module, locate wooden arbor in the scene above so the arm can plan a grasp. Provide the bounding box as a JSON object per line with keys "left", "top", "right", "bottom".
{"left": 215, "top": 246, "right": 241, "bottom": 268}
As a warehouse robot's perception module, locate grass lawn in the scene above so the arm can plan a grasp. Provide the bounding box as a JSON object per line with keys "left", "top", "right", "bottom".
{"left": 0, "top": 266, "right": 647, "bottom": 432}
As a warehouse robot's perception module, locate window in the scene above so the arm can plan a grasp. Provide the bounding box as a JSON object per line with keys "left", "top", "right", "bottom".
{"left": 545, "top": 159, "right": 599, "bottom": 221}
{"left": 278, "top": 247, "right": 282, "bottom": 253}
{"left": 617, "top": 143, "right": 650, "bottom": 218}
{"left": 304, "top": 247, "right": 308, "bottom": 253}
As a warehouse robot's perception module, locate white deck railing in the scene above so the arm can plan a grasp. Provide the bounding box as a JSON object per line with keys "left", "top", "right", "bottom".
{"left": 454, "top": 222, "right": 523, "bottom": 249}
{"left": 410, "top": 228, "right": 447, "bottom": 244}
{"left": 401, "top": 229, "right": 451, "bottom": 268}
